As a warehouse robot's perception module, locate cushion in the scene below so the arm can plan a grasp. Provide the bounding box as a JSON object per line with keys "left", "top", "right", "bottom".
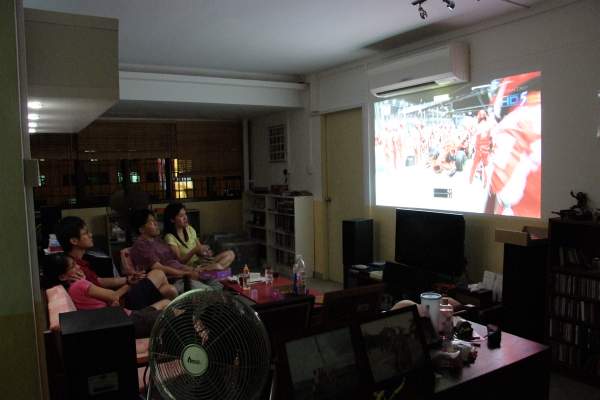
{"left": 46, "top": 285, "right": 76, "bottom": 331}
{"left": 135, "top": 338, "right": 149, "bottom": 365}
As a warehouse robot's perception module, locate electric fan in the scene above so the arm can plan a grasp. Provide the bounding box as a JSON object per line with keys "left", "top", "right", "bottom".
{"left": 147, "top": 290, "right": 272, "bottom": 400}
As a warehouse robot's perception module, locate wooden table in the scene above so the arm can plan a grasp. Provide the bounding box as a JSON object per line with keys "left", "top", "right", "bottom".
{"left": 434, "top": 322, "right": 550, "bottom": 399}
{"left": 221, "top": 276, "right": 323, "bottom": 305}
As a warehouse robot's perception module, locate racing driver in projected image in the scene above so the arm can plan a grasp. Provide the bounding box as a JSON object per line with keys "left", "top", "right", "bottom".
{"left": 484, "top": 71, "right": 542, "bottom": 217}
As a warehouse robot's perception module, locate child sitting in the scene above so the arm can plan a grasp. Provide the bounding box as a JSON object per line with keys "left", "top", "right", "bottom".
{"left": 46, "top": 254, "right": 168, "bottom": 338}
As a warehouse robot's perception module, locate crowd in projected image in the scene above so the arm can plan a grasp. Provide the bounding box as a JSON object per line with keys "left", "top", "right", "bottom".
{"left": 374, "top": 71, "right": 542, "bottom": 218}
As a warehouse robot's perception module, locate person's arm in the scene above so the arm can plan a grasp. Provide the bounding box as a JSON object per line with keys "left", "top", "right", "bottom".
{"left": 97, "top": 273, "right": 146, "bottom": 288}
{"left": 167, "top": 242, "right": 201, "bottom": 265}
{"left": 97, "top": 276, "right": 127, "bottom": 289}
{"left": 149, "top": 261, "right": 196, "bottom": 279}
{"left": 188, "top": 226, "right": 212, "bottom": 257}
{"left": 87, "top": 282, "right": 130, "bottom": 305}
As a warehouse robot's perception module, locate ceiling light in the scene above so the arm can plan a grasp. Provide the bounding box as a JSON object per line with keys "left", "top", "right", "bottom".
{"left": 28, "top": 113, "right": 40, "bottom": 121}
{"left": 411, "top": 0, "right": 428, "bottom": 19}
{"left": 28, "top": 101, "right": 43, "bottom": 109}
{"left": 443, "top": 0, "right": 455, "bottom": 10}
{"left": 29, "top": 128, "right": 37, "bottom": 133}
{"left": 29, "top": 122, "right": 38, "bottom": 128}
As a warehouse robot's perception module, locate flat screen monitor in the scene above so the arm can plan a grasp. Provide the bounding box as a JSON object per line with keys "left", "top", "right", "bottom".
{"left": 358, "top": 307, "right": 430, "bottom": 386}
{"left": 285, "top": 327, "right": 361, "bottom": 400}
{"left": 395, "top": 208, "right": 465, "bottom": 276}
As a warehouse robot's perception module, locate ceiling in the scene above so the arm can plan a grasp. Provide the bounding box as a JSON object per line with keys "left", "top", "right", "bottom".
{"left": 24, "top": 0, "right": 545, "bottom": 77}
{"left": 23, "top": 0, "right": 545, "bottom": 122}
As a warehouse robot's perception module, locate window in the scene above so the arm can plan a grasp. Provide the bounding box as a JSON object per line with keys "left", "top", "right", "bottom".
{"left": 130, "top": 171, "right": 140, "bottom": 183}
{"left": 31, "top": 120, "right": 243, "bottom": 208}
{"left": 34, "top": 159, "right": 76, "bottom": 207}
{"left": 173, "top": 159, "right": 194, "bottom": 199}
{"left": 268, "top": 124, "right": 286, "bottom": 163}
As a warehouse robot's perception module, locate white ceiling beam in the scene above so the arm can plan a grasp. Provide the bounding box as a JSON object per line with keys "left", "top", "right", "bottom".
{"left": 119, "top": 71, "right": 307, "bottom": 109}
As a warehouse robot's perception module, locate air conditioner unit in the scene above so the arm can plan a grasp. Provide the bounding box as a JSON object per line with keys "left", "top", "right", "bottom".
{"left": 367, "top": 42, "right": 469, "bottom": 98}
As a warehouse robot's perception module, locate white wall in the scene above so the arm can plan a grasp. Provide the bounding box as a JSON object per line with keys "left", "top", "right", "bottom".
{"left": 249, "top": 0, "right": 600, "bottom": 277}
{"left": 249, "top": 91, "right": 322, "bottom": 196}
{"left": 308, "top": 0, "right": 600, "bottom": 217}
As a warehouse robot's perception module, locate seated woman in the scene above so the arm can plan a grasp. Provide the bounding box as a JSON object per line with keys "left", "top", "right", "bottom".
{"left": 46, "top": 254, "right": 168, "bottom": 338}
{"left": 129, "top": 209, "right": 214, "bottom": 294}
{"left": 162, "top": 203, "right": 235, "bottom": 271}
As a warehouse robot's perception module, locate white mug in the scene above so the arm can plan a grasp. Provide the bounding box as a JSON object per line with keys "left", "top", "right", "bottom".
{"left": 420, "top": 292, "right": 442, "bottom": 331}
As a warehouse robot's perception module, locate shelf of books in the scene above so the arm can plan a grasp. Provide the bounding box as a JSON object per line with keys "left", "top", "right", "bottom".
{"left": 243, "top": 192, "right": 314, "bottom": 277}
{"left": 546, "top": 218, "right": 600, "bottom": 385}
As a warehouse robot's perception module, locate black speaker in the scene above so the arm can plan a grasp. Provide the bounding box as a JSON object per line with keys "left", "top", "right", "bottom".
{"left": 60, "top": 307, "right": 138, "bottom": 400}
{"left": 342, "top": 218, "right": 373, "bottom": 266}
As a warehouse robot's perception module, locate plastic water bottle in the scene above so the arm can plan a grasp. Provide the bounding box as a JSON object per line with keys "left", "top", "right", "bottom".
{"left": 439, "top": 297, "right": 454, "bottom": 345}
{"left": 241, "top": 264, "right": 250, "bottom": 290}
{"left": 48, "top": 234, "right": 62, "bottom": 252}
{"left": 292, "top": 255, "right": 306, "bottom": 295}
{"left": 264, "top": 264, "right": 273, "bottom": 285}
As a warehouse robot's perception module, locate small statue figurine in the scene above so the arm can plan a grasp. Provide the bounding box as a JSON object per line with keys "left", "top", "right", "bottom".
{"left": 569, "top": 191, "right": 592, "bottom": 220}
{"left": 552, "top": 191, "right": 593, "bottom": 220}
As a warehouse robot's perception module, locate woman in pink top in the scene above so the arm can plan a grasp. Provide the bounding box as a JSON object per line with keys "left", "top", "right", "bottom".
{"left": 47, "top": 255, "right": 169, "bottom": 338}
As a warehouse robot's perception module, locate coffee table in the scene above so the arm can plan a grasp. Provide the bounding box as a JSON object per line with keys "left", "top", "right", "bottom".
{"left": 221, "top": 276, "right": 323, "bottom": 305}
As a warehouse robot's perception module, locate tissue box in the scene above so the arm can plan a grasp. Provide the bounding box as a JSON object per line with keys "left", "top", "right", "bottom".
{"left": 198, "top": 268, "right": 232, "bottom": 281}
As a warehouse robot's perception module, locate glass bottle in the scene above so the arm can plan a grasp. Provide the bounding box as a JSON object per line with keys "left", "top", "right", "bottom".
{"left": 439, "top": 297, "right": 454, "bottom": 345}
{"left": 241, "top": 264, "right": 250, "bottom": 290}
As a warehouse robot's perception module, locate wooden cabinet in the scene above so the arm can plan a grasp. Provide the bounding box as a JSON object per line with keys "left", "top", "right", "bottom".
{"left": 546, "top": 218, "right": 600, "bottom": 385}
{"left": 243, "top": 192, "right": 314, "bottom": 277}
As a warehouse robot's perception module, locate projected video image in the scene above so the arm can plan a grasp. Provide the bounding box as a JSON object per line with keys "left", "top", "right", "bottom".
{"left": 360, "top": 311, "right": 426, "bottom": 384}
{"left": 374, "top": 71, "right": 542, "bottom": 218}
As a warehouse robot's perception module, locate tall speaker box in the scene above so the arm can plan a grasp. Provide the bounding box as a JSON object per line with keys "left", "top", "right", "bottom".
{"left": 60, "top": 307, "right": 138, "bottom": 399}
{"left": 500, "top": 240, "right": 548, "bottom": 342}
{"left": 343, "top": 218, "right": 373, "bottom": 267}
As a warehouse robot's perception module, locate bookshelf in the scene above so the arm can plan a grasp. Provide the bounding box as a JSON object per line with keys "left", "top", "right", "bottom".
{"left": 243, "top": 192, "right": 314, "bottom": 277}
{"left": 546, "top": 218, "right": 600, "bottom": 385}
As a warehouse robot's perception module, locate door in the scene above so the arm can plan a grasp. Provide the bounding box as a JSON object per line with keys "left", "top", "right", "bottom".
{"left": 323, "top": 108, "right": 367, "bottom": 283}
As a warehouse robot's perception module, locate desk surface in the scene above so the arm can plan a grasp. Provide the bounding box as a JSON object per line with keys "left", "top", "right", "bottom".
{"left": 434, "top": 322, "right": 550, "bottom": 399}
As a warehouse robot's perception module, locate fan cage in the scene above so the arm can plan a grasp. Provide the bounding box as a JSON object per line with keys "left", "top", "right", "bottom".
{"left": 148, "top": 290, "right": 271, "bottom": 400}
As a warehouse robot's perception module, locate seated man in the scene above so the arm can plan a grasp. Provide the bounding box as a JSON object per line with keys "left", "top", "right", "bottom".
{"left": 56, "top": 216, "right": 178, "bottom": 310}
{"left": 128, "top": 209, "right": 214, "bottom": 293}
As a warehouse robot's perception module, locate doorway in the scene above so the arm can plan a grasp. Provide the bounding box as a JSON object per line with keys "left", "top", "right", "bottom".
{"left": 322, "top": 108, "right": 367, "bottom": 283}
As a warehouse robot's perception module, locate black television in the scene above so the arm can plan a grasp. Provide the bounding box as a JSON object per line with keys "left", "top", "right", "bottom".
{"left": 395, "top": 209, "right": 465, "bottom": 277}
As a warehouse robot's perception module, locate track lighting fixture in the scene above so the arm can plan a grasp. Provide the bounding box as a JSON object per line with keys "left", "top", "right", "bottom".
{"left": 411, "top": 0, "right": 427, "bottom": 19}
{"left": 443, "top": 0, "right": 455, "bottom": 10}
{"left": 419, "top": 3, "right": 427, "bottom": 19}
{"left": 411, "top": 0, "right": 459, "bottom": 20}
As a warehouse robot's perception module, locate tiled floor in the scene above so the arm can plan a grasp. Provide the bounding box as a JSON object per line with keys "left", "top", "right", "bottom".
{"left": 306, "top": 278, "right": 343, "bottom": 293}
{"left": 550, "top": 373, "right": 599, "bottom": 400}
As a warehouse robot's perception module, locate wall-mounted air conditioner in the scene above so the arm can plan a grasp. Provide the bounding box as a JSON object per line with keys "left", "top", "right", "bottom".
{"left": 367, "top": 42, "right": 469, "bottom": 98}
